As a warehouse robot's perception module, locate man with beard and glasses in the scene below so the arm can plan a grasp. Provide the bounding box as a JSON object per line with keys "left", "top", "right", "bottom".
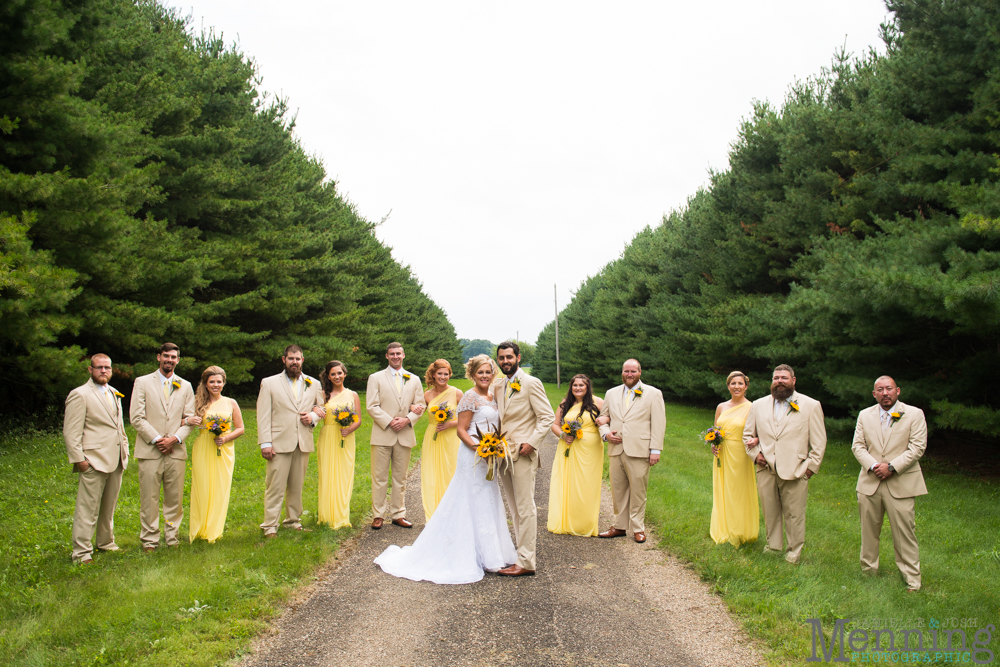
{"left": 129, "top": 342, "right": 196, "bottom": 552}
{"left": 743, "top": 364, "right": 826, "bottom": 564}
{"left": 258, "top": 345, "right": 325, "bottom": 537}
{"left": 64, "top": 353, "right": 130, "bottom": 564}
{"left": 494, "top": 341, "right": 554, "bottom": 576}
{"left": 851, "top": 376, "right": 927, "bottom": 591}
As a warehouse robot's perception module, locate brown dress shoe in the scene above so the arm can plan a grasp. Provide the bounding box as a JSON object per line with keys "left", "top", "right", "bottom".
{"left": 293, "top": 525, "right": 312, "bottom": 532}
{"left": 391, "top": 518, "right": 413, "bottom": 528}
{"left": 371, "top": 517, "right": 384, "bottom": 530}
{"left": 497, "top": 564, "right": 535, "bottom": 577}
{"left": 598, "top": 527, "right": 627, "bottom": 538}
{"left": 634, "top": 532, "right": 646, "bottom": 543}
{"left": 142, "top": 546, "right": 156, "bottom": 553}
{"left": 264, "top": 532, "right": 277, "bottom": 539}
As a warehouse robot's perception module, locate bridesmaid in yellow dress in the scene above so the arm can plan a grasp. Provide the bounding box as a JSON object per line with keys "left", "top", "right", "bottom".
{"left": 187, "top": 365, "right": 244, "bottom": 543}
{"left": 316, "top": 361, "right": 362, "bottom": 528}
{"left": 547, "top": 374, "right": 604, "bottom": 536}
{"left": 710, "top": 370, "right": 760, "bottom": 546}
{"left": 420, "top": 359, "right": 463, "bottom": 520}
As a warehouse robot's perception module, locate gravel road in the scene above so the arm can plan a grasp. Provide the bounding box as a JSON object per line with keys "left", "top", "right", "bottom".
{"left": 240, "top": 435, "right": 762, "bottom": 667}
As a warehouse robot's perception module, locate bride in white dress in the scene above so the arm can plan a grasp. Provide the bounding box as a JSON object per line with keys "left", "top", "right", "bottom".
{"left": 374, "top": 354, "right": 517, "bottom": 584}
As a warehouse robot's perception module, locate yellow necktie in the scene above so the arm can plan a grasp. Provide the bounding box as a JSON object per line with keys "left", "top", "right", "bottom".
{"left": 293, "top": 378, "right": 300, "bottom": 399}
{"left": 625, "top": 389, "right": 633, "bottom": 409}
{"left": 163, "top": 380, "right": 171, "bottom": 399}
{"left": 395, "top": 373, "right": 402, "bottom": 393}
{"left": 106, "top": 389, "right": 115, "bottom": 408}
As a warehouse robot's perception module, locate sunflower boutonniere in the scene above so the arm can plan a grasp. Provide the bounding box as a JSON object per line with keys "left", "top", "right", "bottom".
{"left": 402, "top": 373, "right": 412, "bottom": 383}
{"left": 507, "top": 378, "right": 522, "bottom": 398}
{"left": 788, "top": 400, "right": 800, "bottom": 412}
{"left": 889, "top": 410, "right": 904, "bottom": 426}
{"left": 112, "top": 389, "right": 124, "bottom": 399}
{"left": 303, "top": 376, "right": 313, "bottom": 387}
{"left": 633, "top": 387, "right": 643, "bottom": 399}
{"left": 171, "top": 379, "right": 181, "bottom": 390}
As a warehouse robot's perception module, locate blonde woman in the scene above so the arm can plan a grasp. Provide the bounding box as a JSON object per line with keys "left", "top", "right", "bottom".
{"left": 421, "top": 359, "right": 463, "bottom": 520}
{"left": 186, "top": 366, "right": 244, "bottom": 543}
{"left": 316, "top": 361, "right": 362, "bottom": 528}
{"left": 710, "top": 371, "right": 760, "bottom": 546}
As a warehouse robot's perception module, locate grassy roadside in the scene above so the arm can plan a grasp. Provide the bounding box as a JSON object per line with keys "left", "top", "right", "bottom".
{"left": 641, "top": 400, "right": 1000, "bottom": 666}
{"left": 0, "top": 393, "right": 434, "bottom": 667}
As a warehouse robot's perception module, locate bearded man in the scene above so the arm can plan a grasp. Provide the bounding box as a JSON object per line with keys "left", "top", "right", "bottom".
{"left": 743, "top": 364, "right": 826, "bottom": 564}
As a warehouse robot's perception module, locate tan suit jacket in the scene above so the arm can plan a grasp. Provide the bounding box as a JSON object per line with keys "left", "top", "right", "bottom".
{"left": 744, "top": 391, "right": 826, "bottom": 480}
{"left": 256, "top": 372, "right": 324, "bottom": 453}
{"left": 64, "top": 379, "right": 130, "bottom": 473}
{"left": 366, "top": 367, "right": 426, "bottom": 448}
{"left": 852, "top": 401, "right": 928, "bottom": 498}
{"left": 598, "top": 382, "right": 667, "bottom": 458}
{"left": 129, "top": 372, "right": 195, "bottom": 460}
{"left": 495, "top": 370, "right": 554, "bottom": 463}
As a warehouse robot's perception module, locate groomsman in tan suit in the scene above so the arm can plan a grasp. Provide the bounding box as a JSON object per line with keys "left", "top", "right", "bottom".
{"left": 744, "top": 364, "right": 827, "bottom": 564}
{"left": 257, "top": 345, "right": 325, "bottom": 537}
{"left": 63, "top": 354, "right": 130, "bottom": 564}
{"left": 129, "top": 343, "right": 195, "bottom": 551}
{"left": 852, "top": 376, "right": 928, "bottom": 591}
{"left": 366, "top": 342, "right": 426, "bottom": 529}
{"left": 495, "top": 341, "right": 554, "bottom": 576}
{"left": 597, "top": 359, "right": 666, "bottom": 543}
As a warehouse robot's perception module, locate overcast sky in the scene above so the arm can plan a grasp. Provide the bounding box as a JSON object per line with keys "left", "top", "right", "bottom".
{"left": 166, "top": 1, "right": 891, "bottom": 344}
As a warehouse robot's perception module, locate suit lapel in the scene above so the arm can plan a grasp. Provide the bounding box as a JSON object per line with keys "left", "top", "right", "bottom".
{"left": 623, "top": 383, "right": 639, "bottom": 417}
{"left": 773, "top": 392, "right": 796, "bottom": 438}
{"left": 385, "top": 368, "right": 404, "bottom": 410}
{"left": 91, "top": 380, "right": 117, "bottom": 421}
{"left": 279, "top": 372, "right": 299, "bottom": 410}
{"left": 157, "top": 374, "right": 170, "bottom": 412}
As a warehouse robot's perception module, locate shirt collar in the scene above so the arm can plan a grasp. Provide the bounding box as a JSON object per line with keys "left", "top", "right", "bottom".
{"left": 285, "top": 372, "right": 302, "bottom": 384}
{"left": 880, "top": 402, "right": 899, "bottom": 416}
{"left": 157, "top": 370, "right": 174, "bottom": 383}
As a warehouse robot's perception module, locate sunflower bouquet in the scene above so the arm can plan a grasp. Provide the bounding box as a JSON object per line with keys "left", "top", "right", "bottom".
{"left": 205, "top": 414, "right": 232, "bottom": 456}
{"left": 474, "top": 422, "right": 509, "bottom": 481}
{"left": 560, "top": 419, "right": 583, "bottom": 457}
{"left": 429, "top": 402, "right": 455, "bottom": 441}
{"left": 701, "top": 426, "right": 725, "bottom": 467}
{"left": 333, "top": 406, "right": 360, "bottom": 447}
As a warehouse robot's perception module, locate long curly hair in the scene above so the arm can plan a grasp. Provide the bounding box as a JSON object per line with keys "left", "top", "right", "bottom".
{"left": 194, "top": 366, "right": 227, "bottom": 417}
{"left": 321, "top": 360, "right": 348, "bottom": 402}
{"left": 558, "top": 374, "right": 600, "bottom": 424}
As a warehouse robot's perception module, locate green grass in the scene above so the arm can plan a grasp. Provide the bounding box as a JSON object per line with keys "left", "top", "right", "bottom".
{"left": 0, "top": 398, "right": 432, "bottom": 667}
{"left": 642, "top": 401, "right": 1000, "bottom": 665}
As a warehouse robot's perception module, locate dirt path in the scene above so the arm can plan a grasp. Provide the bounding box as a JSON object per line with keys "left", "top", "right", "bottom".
{"left": 240, "top": 436, "right": 761, "bottom": 667}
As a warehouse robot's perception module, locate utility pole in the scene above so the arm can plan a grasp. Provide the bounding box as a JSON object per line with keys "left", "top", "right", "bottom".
{"left": 554, "top": 284, "right": 560, "bottom": 389}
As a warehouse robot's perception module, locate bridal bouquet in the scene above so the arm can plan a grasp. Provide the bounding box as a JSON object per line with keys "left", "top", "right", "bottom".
{"left": 701, "top": 426, "right": 725, "bottom": 467}
{"left": 474, "top": 422, "right": 508, "bottom": 481}
{"left": 560, "top": 419, "right": 583, "bottom": 457}
{"left": 333, "top": 406, "right": 360, "bottom": 447}
{"left": 429, "top": 403, "right": 455, "bottom": 441}
{"left": 205, "top": 414, "right": 232, "bottom": 456}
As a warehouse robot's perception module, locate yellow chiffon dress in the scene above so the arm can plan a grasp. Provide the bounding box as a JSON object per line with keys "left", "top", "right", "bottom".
{"left": 317, "top": 390, "right": 358, "bottom": 528}
{"left": 189, "top": 397, "right": 235, "bottom": 543}
{"left": 710, "top": 401, "right": 760, "bottom": 546}
{"left": 421, "top": 386, "right": 462, "bottom": 520}
{"left": 547, "top": 404, "right": 602, "bottom": 536}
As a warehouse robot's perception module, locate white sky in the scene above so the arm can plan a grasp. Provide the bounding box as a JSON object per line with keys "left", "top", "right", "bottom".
{"left": 167, "top": 1, "right": 891, "bottom": 344}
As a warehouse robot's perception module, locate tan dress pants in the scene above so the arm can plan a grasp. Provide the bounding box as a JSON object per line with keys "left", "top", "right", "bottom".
{"left": 137, "top": 456, "right": 186, "bottom": 547}
{"left": 609, "top": 453, "right": 650, "bottom": 534}
{"left": 756, "top": 467, "right": 809, "bottom": 563}
{"left": 858, "top": 483, "right": 920, "bottom": 590}
{"left": 260, "top": 447, "right": 309, "bottom": 534}
{"left": 499, "top": 454, "right": 538, "bottom": 570}
{"left": 72, "top": 463, "right": 123, "bottom": 563}
{"left": 371, "top": 444, "right": 411, "bottom": 520}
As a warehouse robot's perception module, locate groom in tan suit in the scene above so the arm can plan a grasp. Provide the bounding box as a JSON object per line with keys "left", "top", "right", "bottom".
{"left": 744, "top": 364, "right": 827, "bottom": 564}
{"left": 129, "top": 342, "right": 195, "bottom": 551}
{"left": 257, "top": 345, "right": 325, "bottom": 536}
{"left": 366, "top": 342, "right": 426, "bottom": 529}
{"left": 495, "top": 341, "right": 554, "bottom": 576}
{"left": 597, "top": 359, "right": 666, "bottom": 543}
{"left": 852, "top": 376, "right": 928, "bottom": 591}
{"left": 63, "top": 354, "right": 130, "bottom": 564}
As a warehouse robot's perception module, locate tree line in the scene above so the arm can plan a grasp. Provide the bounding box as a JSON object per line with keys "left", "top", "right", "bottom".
{"left": 535, "top": 0, "right": 1000, "bottom": 438}
{"left": 0, "top": 0, "right": 464, "bottom": 416}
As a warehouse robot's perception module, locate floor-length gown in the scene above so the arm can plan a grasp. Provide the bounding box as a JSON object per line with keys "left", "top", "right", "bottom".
{"left": 710, "top": 401, "right": 759, "bottom": 546}
{"left": 189, "top": 397, "right": 235, "bottom": 543}
{"left": 374, "top": 391, "right": 516, "bottom": 584}
{"left": 421, "top": 386, "right": 462, "bottom": 520}
{"left": 547, "top": 403, "right": 602, "bottom": 536}
{"left": 317, "top": 390, "right": 358, "bottom": 529}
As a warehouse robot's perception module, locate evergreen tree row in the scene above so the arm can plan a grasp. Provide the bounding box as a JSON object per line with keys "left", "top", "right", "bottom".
{"left": 0, "top": 0, "right": 464, "bottom": 415}
{"left": 536, "top": 0, "right": 1000, "bottom": 438}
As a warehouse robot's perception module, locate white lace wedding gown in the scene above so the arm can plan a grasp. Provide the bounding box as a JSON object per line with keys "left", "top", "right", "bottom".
{"left": 374, "top": 391, "right": 517, "bottom": 584}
